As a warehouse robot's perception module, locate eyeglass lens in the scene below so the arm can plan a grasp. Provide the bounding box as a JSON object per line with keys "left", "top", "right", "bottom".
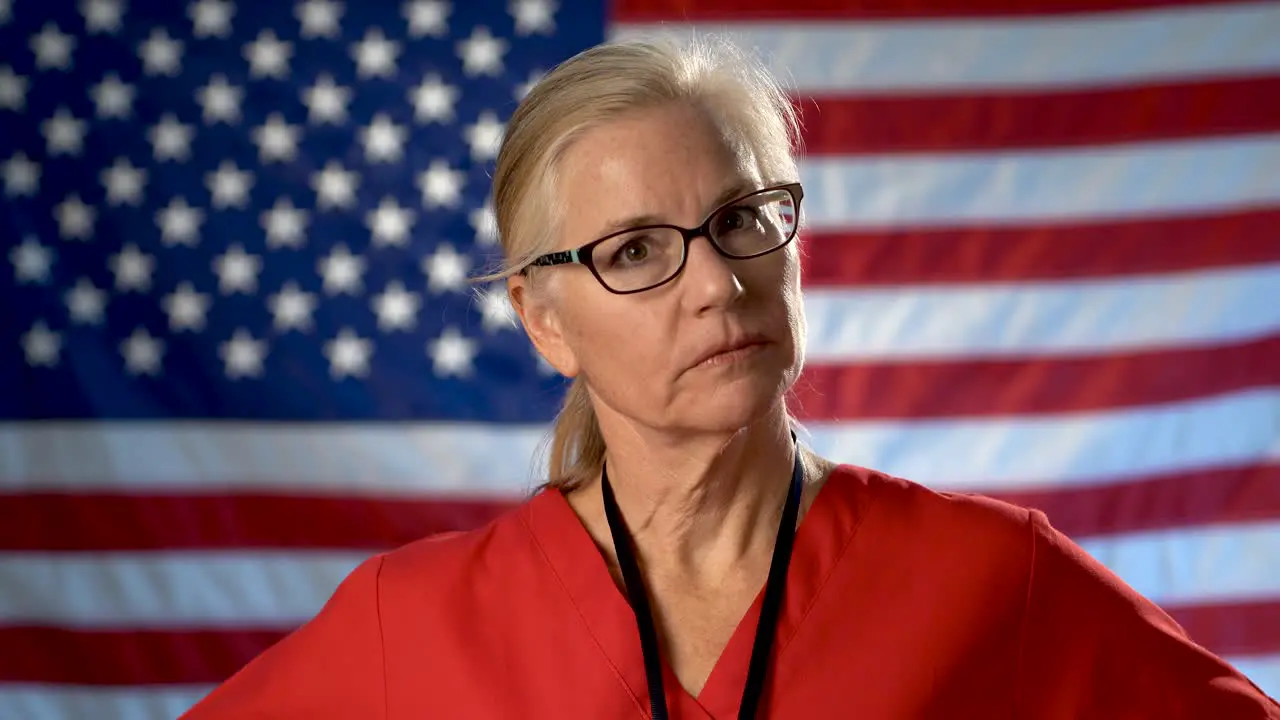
{"left": 589, "top": 188, "right": 798, "bottom": 292}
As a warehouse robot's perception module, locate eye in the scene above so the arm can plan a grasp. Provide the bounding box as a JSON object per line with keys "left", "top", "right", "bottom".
{"left": 713, "top": 206, "right": 760, "bottom": 235}
{"left": 611, "top": 236, "right": 652, "bottom": 265}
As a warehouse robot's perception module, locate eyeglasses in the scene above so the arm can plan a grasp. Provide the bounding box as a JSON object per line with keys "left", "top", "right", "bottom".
{"left": 524, "top": 182, "right": 804, "bottom": 295}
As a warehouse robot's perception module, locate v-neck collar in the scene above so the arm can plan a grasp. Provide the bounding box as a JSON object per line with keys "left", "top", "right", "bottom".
{"left": 519, "top": 465, "right": 875, "bottom": 719}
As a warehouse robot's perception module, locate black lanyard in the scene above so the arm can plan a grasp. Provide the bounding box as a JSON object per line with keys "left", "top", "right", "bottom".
{"left": 601, "top": 444, "right": 805, "bottom": 720}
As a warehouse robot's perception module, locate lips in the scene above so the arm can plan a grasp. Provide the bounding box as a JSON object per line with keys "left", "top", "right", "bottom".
{"left": 691, "top": 333, "right": 772, "bottom": 368}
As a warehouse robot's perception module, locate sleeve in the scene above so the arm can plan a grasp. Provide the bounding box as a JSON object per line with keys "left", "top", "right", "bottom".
{"left": 180, "top": 554, "right": 388, "bottom": 720}
{"left": 1015, "top": 510, "right": 1280, "bottom": 719}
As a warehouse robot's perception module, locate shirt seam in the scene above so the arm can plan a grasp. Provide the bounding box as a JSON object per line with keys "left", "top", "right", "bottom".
{"left": 373, "top": 553, "right": 390, "bottom": 720}
{"left": 517, "top": 506, "right": 650, "bottom": 718}
{"left": 1013, "top": 508, "right": 1039, "bottom": 720}
{"left": 774, "top": 474, "right": 885, "bottom": 660}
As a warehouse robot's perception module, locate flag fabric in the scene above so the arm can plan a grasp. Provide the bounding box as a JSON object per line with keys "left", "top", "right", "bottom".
{"left": 2, "top": 0, "right": 1279, "bottom": 717}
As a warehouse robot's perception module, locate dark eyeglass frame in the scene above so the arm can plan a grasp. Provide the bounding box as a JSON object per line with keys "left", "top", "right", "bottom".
{"left": 522, "top": 182, "right": 804, "bottom": 295}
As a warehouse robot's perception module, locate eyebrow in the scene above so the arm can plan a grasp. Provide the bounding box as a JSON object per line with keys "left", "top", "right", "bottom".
{"left": 595, "top": 179, "right": 758, "bottom": 236}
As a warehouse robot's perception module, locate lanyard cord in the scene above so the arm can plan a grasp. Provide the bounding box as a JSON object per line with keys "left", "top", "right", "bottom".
{"left": 601, "top": 441, "right": 805, "bottom": 720}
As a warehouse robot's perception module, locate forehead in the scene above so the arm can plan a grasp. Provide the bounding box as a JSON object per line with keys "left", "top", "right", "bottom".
{"left": 554, "top": 103, "right": 762, "bottom": 244}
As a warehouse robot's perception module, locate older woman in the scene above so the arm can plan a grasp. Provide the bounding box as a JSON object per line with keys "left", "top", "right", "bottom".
{"left": 184, "top": 37, "right": 1279, "bottom": 719}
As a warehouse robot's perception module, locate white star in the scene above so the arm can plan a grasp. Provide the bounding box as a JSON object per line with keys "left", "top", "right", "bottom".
{"left": 514, "top": 69, "right": 543, "bottom": 101}
{"left": 54, "top": 194, "right": 95, "bottom": 240}
{"left": 268, "top": 281, "right": 316, "bottom": 331}
{"left": 457, "top": 26, "right": 506, "bottom": 77}
{"left": 109, "top": 243, "right": 155, "bottom": 292}
{"left": 324, "top": 328, "right": 372, "bottom": 379}
{"left": 244, "top": 29, "right": 292, "bottom": 79}
{"left": 463, "top": 111, "right": 504, "bottom": 161}
{"left": 161, "top": 281, "right": 211, "bottom": 331}
{"left": 469, "top": 198, "right": 498, "bottom": 245}
{"left": 421, "top": 243, "right": 471, "bottom": 293}
{"left": 220, "top": 328, "right": 268, "bottom": 379}
{"left": 120, "top": 327, "right": 165, "bottom": 376}
{"left": 80, "top": 0, "right": 125, "bottom": 34}
{"left": 155, "top": 196, "right": 204, "bottom": 246}
{"left": 261, "top": 196, "right": 309, "bottom": 248}
{"left": 100, "top": 156, "right": 147, "bottom": 206}
{"left": 365, "top": 196, "right": 415, "bottom": 247}
{"left": 351, "top": 28, "right": 399, "bottom": 79}
{"left": 301, "top": 74, "right": 350, "bottom": 124}
{"left": 149, "top": 113, "right": 195, "bottom": 162}
{"left": 10, "top": 236, "right": 53, "bottom": 284}
{"left": 205, "top": 160, "right": 254, "bottom": 209}
{"left": 296, "top": 0, "right": 343, "bottom": 38}
{"left": 416, "top": 159, "right": 464, "bottom": 208}
{"left": 372, "top": 280, "right": 420, "bottom": 331}
{"left": 41, "top": 107, "right": 87, "bottom": 156}
{"left": 510, "top": 0, "right": 555, "bottom": 36}
{"left": 213, "top": 244, "right": 262, "bottom": 294}
{"left": 189, "top": 0, "right": 234, "bottom": 38}
{"left": 427, "top": 327, "right": 477, "bottom": 378}
{"left": 359, "top": 113, "right": 406, "bottom": 163}
{"left": 22, "top": 320, "right": 62, "bottom": 368}
{"left": 2, "top": 151, "right": 39, "bottom": 197}
{"left": 65, "top": 278, "right": 107, "bottom": 325}
{"left": 251, "top": 112, "right": 301, "bottom": 163}
{"left": 409, "top": 74, "right": 457, "bottom": 124}
{"left": 318, "top": 244, "right": 365, "bottom": 295}
{"left": 403, "top": 0, "right": 449, "bottom": 37}
{"left": 30, "top": 23, "right": 76, "bottom": 71}
{"left": 197, "top": 74, "right": 242, "bottom": 124}
{"left": 138, "top": 27, "right": 183, "bottom": 76}
{"left": 311, "top": 160, "right": 359, "bottom": 210}
{"left": 90, "top": 72, "right": 134, "bottom": 119}
{"left": 0, "top": 66, "right": 28, "bottom": 111}
{"left": 476, "top": 284, "right": 517, "bottom": 332}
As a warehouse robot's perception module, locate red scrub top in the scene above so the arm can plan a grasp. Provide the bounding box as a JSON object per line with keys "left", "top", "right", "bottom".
{"left": 182, "top": 465, "right": 1280, "bottom": 718}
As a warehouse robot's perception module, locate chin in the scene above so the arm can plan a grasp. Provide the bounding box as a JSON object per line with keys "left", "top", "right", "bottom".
{"left": 677, "top": 374, "right": 789, "bottom": 435}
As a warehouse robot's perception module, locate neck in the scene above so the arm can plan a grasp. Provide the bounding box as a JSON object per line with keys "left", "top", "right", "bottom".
{"left": 570, "top": 405, "right": 802, "bottom": 587}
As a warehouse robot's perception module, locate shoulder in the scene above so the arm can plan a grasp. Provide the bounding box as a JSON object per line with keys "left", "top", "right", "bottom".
{"left": 826, "top": 462, "right": 1036, "bottom": 551}
{"left": 375, "top": 491, "right": 550, "bottom": 601}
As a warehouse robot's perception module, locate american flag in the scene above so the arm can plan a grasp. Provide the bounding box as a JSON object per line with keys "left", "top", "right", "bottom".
{"left": 1, "top": 0, "right": 1278, "bottom": 716}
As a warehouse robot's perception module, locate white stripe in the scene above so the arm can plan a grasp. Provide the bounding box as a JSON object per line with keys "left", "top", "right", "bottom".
{"left": 803, "top": 263, "right": 1280, "bottom": 361}
{"left": 1224, "top": 655, "right": 1280, "bottom": 704}
{"left": 0, "top": 684, "right": 212, "bottom": 720}
{"left": 611, "top": 2, "right": 1280, "bottom": 93}
{"left": 803, "top": 388, "right": 1280, "bottom": 492}
{"left": 3, "top": 523, "right": 1277, "bottom": 626}
{"left": 797, "top": 134, "right": 1280, "bottom": 228}
{"left": 2, "top": 388, "right": 1278, "bottom": 494}
{"left": 0, "top": 552, "right": 367, "bottom": 626}
{"left": 1078, "top": 523, "right": 1280, "bottom": 605}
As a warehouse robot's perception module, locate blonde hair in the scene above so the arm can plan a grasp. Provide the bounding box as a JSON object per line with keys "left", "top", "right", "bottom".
{"left": 477, "top": 35, "right": 803, "bottom": 490}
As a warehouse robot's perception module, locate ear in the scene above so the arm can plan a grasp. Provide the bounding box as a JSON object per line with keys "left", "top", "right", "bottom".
{"left": 508, "top": 273, "right": 580, "bottom": 378}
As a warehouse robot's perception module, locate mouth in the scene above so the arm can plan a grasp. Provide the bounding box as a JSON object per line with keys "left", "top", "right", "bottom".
{"left": 692, "top": 334, "right": 773, "bottom": 369}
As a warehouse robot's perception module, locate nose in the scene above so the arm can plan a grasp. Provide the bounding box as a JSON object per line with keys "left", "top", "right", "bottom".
{"left": 680, "top": 235, "right": 744, "bottom": 312}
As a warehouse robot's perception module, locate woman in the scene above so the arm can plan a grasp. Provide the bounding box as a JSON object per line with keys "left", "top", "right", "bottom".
{"left": 184, "top": 37, "right": 1279, "bottom": 719}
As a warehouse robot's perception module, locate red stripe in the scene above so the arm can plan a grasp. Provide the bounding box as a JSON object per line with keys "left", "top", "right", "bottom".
{"left": 1168, "top": 601, "right": 1280, "bottom": 657}
{"left": 985, "top": 462, "right": 1280, "bottom": 539}
{"left": 0, "top": 626, "right": 286, "bottom": 685}
{"left": 2, "top": 463, "right": 1278, "bottom": 552}
{"left": 5, "top": 598, "right": 1278, "bottom": 685}
{"left": 796, "top": 76, "right": 1280, "bottom": 154}
{"left": 791, "top": 334, "right": 1280, "bottom": 420}
{"left": 800, "top": 207, "right": 1280, "bottom": 286}
{"left": 612, "top": 0, "right": 1241, "bottom": 21}
{"left": 0, "top": 493, "right": 516, "bottom": 551}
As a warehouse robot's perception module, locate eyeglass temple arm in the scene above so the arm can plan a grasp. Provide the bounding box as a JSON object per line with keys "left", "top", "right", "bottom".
{"left": 528, "top": 248, "right": 580, "bottom": 268}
